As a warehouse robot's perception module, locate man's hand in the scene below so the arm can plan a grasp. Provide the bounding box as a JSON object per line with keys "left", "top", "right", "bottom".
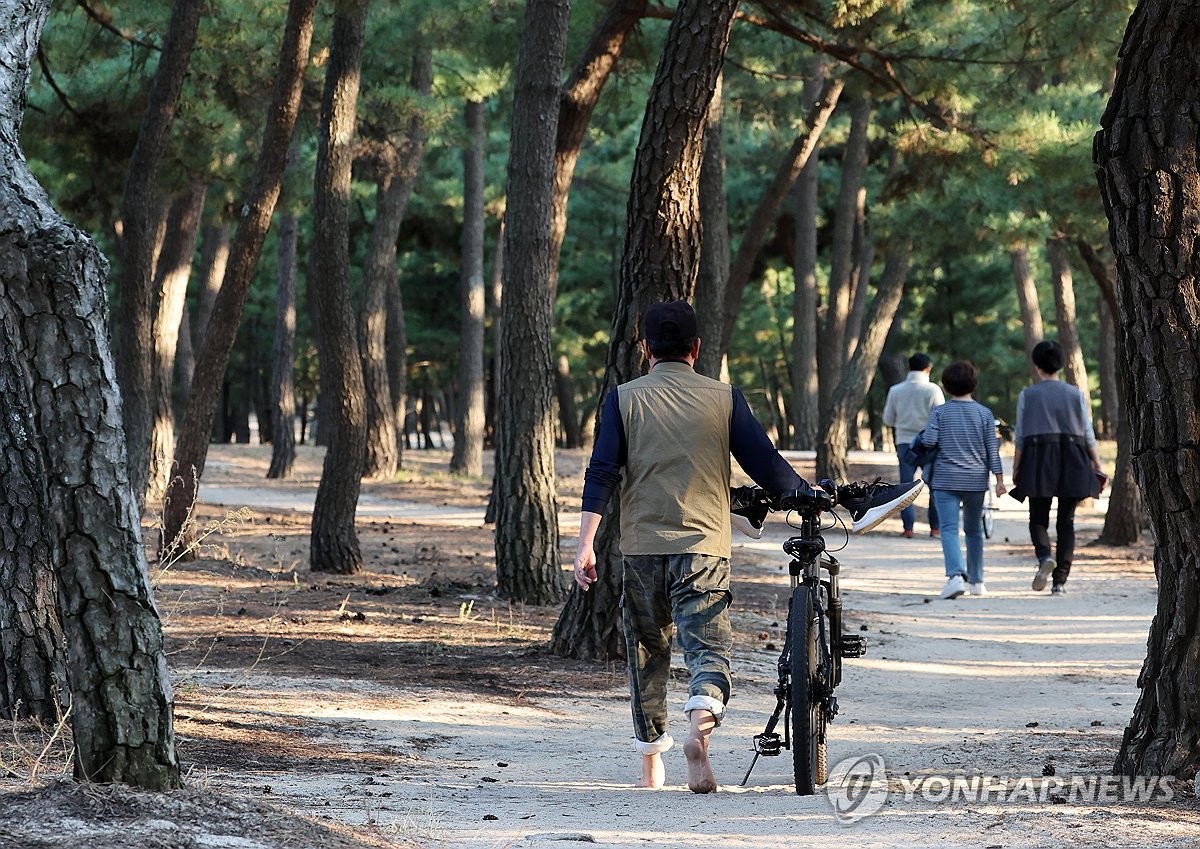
{"left": 574, "top": 545, "right": 598, "bottom": 590}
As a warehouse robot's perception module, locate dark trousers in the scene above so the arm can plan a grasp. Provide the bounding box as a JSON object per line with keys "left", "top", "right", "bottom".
{"left": 1028, "top": 496, "right": 1081, "bottom": 584}
{"left": 897, "top": 448, "right": 938, "bottom": 531}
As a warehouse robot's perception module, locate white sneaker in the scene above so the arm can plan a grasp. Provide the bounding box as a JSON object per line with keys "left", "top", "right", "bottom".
{"left": 940, "top": 575, "right": 966, "bottom": 600}
{"left": 968, "top": 582, "right": 987, "bottom": 596}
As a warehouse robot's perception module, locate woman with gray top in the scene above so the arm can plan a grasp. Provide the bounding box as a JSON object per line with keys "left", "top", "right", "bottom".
{"left": 921, "top": 361, "right": 1007, "bottom": 599}
{"left": 1012, "top": 340, "right": 1104, "bottom": 595}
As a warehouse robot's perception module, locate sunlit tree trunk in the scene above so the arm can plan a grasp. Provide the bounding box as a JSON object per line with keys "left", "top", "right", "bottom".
{"left": 161, "top": 0, "right": 318, "bottom": 560}
{"left": 1047, "top": 234, "right": 1091, "bottom": 406}
{"left": 114, "top": 0, "right": 202, "bottom": 510}
{"left": 1010, "top": 244, "right": 1044, "bottom": 382}
{"left": 1094, "top": 0, "right": 1200, "bottom": 779}
{"left": 451, "top": 98, "right": 487, "bottom": 476}
{"left": 551, "top": 0, "right": 739, "bottom": 660}
{"left": 817, "top": 245, "right": 910, "bottom": 481}
{"left": 147, "top": 180, "right": 206, "bottom": 508}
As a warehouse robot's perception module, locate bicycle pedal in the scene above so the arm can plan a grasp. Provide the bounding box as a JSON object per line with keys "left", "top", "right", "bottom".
{"left": 840, "top": 633, "right": 867, "bottom": 658}
{"left": 753, "top": 732, "right": 783, "bottom": 757}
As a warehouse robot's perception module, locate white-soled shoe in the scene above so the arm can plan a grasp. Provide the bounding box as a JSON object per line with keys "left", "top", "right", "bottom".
{"left": 968, "top": 582, "right": 987, "bottom": 596}
{"left": 940, "top": 575, "right": 966, "bottom": 600}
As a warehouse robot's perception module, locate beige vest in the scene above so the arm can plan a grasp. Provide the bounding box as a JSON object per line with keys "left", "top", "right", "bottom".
{"left": 617, "top": 362, "right": 733, "bottom": 557}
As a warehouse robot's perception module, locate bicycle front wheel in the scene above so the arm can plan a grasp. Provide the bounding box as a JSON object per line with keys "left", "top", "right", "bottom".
{"left": 788, "top": 585, "right": 827, "bottom": 795}
{"left": 983, "top": 491, "right": 995, "bottom": 539}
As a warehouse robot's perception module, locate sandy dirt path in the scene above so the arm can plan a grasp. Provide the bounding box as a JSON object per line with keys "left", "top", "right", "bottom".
{"left": 186, "top": 455, "right": 1197, "bottom": 849}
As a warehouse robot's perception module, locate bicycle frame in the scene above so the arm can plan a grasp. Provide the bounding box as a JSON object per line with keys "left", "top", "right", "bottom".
{"left": 740, "top": 505, "right": 863, "bottom": 787}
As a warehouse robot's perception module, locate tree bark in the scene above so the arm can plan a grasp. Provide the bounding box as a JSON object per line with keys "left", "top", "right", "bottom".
{"left": 789, "top": 57, "right": 826, "bottom": 450}
{"left": 1076, "top": 239, "right": 1144, "bottom": 544}
{"left": 161, "top": 0, "right": 319, "bottom": 560}
{"left": 1094, "top": 0, "right": 1200, "bottom": 779}
{"left": 1097, "top": 294, "right": 1117, "bottom": 438}
{"left": 193, "top": 221, "right": 230, "bottom": 355}
{"left": 1010, "top": 244, "right": 1045, "bottom": 382}
{"left": 309, "top": 0, "right": 370, "bottom": 574}
{"left": 816, "top": 244, "right": 911, "bottom": 481}
{"left": 267, "top": 211, "right": 298, "bottom": 479}
{"left": 693, "top": 72, "right": 729, "bottom": 380}
{"left": 114, "top": 0, "right": 202, "bottom": 511}
{"left": 553, "top": 354, "right": 582, "bottom": 448}
{"left": 360, "top": 48, "right": 431, "bottom": 480}
{"left": 146, "top": 180, "right": 206, "bottom": 508}
{"left": 549, "top": 0, "right": 647, "bottom": 302}
{"left": 1046, "top": 234, "right": 1091, "bottom": 406}
{"left": 385, "top": 273, "right": 407, "bottom": 462}
{"left": 816, "top": 94, "right": 870, "bottom": 422}
{"left": 493, "top": 0, "right": 572, "bottom": 605}
{"left": 0, "top": 0, "right": 179, "bottom": 787}
{"left": 451, "top": 98, "right": 488, "bottom": 475}
{"left": 718, "top": 77, "right": 845, "bottom": 361}
{"left": 550, "top": 0, "right": 739, "bottom": 661}
{"left": 0, "top": 309, "right": 64, "bottom": 723}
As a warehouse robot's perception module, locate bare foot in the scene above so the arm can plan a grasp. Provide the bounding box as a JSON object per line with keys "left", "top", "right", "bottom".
{"left": 638, "top": 753, "right": 664, "bottom": 789}
{"left": 684, "top": 709, "right": 718, "bottom": 793}
{"left": 684, "top": 735, "right": 717, "bottom": 793}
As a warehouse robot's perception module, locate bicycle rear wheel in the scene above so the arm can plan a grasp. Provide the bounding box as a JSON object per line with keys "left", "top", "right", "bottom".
{"left": 788, "top": 585, "right": 827, "bottom": 794}
{"left": 983, "top": 490, "right": 995, "bottom": 539}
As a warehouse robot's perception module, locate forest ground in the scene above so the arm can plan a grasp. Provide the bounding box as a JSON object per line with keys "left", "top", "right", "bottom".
{"left": 1, "top": 441, "right": 1198, "bottom": 849}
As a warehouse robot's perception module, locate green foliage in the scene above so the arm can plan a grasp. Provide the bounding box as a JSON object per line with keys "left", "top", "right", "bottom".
{"left": 22, "top": 0, "right": 1136, "bottom": 439}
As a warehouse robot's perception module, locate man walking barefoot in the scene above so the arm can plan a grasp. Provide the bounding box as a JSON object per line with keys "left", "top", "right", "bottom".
{"left": 573, "top": 300, "right": 821, "bottom": 793}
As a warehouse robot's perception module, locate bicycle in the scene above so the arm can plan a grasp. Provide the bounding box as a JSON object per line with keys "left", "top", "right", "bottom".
{"left": 735, "top": 479, "right": 921, "bottom": 795}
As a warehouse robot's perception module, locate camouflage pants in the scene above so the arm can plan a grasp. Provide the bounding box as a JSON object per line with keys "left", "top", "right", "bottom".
{"left": 622, "top": 553, "right": 733, "bottom": 748}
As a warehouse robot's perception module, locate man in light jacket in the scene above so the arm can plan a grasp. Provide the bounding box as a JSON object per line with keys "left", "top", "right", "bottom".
{"left": 883, "top": 353, "right": 945, "bottom": 538}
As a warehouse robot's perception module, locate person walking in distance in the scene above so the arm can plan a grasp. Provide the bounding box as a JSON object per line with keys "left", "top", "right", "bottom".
{"left": 883, "top": 353, "right": 945, "bottom": 538}
{"left": 920, "top": 361, "right": 1007, "bottom": 599}
{"left": 573, "top": 300, "right": 917, "bottom": 793}
{"left": 1012, "top": 340, "right": 1104, "bottom": 596}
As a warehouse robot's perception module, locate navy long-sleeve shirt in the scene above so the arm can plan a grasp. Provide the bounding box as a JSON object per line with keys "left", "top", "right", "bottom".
{"left": 581, "top": 382, "right": 804, "bottom": 515}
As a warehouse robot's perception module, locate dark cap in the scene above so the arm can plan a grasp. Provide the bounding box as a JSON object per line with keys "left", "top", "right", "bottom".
{"left": 642, "top": 300, "right": 698, "bottom": 346}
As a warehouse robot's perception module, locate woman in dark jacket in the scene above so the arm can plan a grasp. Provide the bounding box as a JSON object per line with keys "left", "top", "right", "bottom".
{"left": 1012, "top": 341, "right": 1103, "bottom": 595}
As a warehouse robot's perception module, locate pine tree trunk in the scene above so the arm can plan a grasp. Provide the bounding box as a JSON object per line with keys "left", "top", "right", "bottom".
{"left": 309, "top": 0, "right": 370, "bottom": 575}
{"left": 1046, "top": 235, "right": 1091, "bottom": 405}
{"left": 175, "top": 300, "right": 194, "bottom": 410}
{"left": 1096, "top": 295, "right": 1116, "bottom": 437}
{"left": 267, "top": 211, "right": 298, "bottom": 479}
{"left": 1076, "top": 241, "right": 1143, "bottom": 544}
{"left": 817, "top": 245, "right": 910, "bottom": 481}
{"left": 147, "top": 181, "right": 206, "bottom": 508}
{"left": 450, "top": 98, "right": 488, "bottom": 475}
{"left": 161, "top": 0, "right": 318, "bottom": 559}
{"left": 0, "top": 310, "right": 65, "bottom": 723}
{"left": 1009, "top": 244, "right": 1044, "bottom": 382}
{"left": 1094, "top": 0, "right": 1200, "bottom": 779}
{"left": 553, "top": 354, "right": 582, "bottom": 449}
{"left": 114, "top": 0, "right": 202, "bottom": 511}
{"left": 385, "top": 279, "right": 407, "bottom": 464}
{"left": 817, "top": 95, "right": 870, "bottom": 416}
{"left": 719, "top": 78, "right": 844, "bottom": 360}
{"left": 193, "top": 221, "right": 230, "bottom": 355}
{"left": 789, "top": 58, "right": 826, "bottom": 450}
{"left": 493, "top": 0, "right": 572, "bottom": 605}
{"left": 550, "top": 0, "right": 739, "bottom": 660}
{"left": 693, "top": 73, "right": 729, "bottom": 380}
{"left": 0, "top": 0, "right": 178, "bottom": 786}
{"left": 360, "top": 48, "right": 431, "bottom": 480}
{"left": 549, "top": 0, "right": 647, "bottom": 302}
